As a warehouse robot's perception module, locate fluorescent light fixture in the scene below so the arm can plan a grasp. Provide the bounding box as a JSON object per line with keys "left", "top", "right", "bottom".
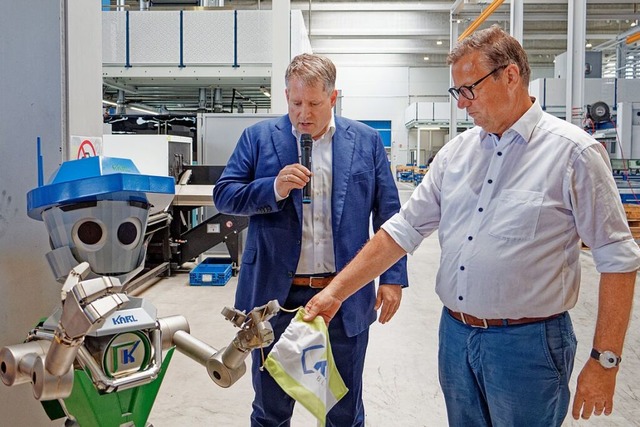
{"left": 103, "top": 99, "right": 158, "bottom": 115}
{"left": 586, "top": 42, "right": 592, "bottom": 48}
{"left": 423, "top": 56, "right": 430, "bottom": 61}
{"left": 130, "top": 106, "right": 159, "bottom": 115}
{"left": 436, "top": 40, "right": 443, "bottom": 45}
{"left": 260, "top": 86, "right": 271, "bottom": 98}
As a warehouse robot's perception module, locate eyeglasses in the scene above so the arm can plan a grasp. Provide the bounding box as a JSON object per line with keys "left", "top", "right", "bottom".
{"left": 448, "top": 64, "right": 508, "bottom": 101}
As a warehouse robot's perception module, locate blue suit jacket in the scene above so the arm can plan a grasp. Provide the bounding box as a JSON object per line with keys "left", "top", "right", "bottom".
{"left": 213, "top": 115, "right": 408, "bottom": 337}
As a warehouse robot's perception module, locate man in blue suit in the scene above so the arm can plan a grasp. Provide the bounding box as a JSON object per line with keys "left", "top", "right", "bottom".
{"left": 213, "top": 53, "right": 408, "bottom": 426}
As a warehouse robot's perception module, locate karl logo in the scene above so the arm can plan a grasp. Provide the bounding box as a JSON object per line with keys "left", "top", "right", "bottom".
{"left": 111, "top": 340, "right": 141, "bottom": 370}
{"left": 103, "top": 331, "right": 152, "bottom": 378}
{"left": 301, "top": 344, "right": 327, "bottom": 378}
{"left": 112, "top": 314, "right": 138, "bottom": 325}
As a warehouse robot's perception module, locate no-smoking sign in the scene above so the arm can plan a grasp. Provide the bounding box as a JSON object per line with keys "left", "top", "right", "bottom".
{"left": 77, "top": 140, "right": 96, "bottom": 158}
{"left": 70, "top": 136, "right": 102, "bottom": 160}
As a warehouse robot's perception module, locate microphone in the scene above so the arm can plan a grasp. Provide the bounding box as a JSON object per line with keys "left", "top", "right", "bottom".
{"left": 300, "top": 133, "right": 313, "bottom": 204}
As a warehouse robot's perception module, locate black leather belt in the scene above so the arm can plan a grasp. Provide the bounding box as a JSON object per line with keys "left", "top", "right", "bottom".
{"left": 447, "top": 308, "right": 561, "bottom": 329}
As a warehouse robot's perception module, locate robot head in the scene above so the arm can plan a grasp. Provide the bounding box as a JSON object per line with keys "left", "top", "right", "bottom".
{"left": 27, "top": 157, "right": 174, "bottom": 284}
{"left": 41, "top": 200, "right": 149, "bottom": 277}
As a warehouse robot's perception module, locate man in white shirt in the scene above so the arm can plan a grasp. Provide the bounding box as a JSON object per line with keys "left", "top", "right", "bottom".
{"left": 303, "top": 25, "right": 639, "bottom": 426}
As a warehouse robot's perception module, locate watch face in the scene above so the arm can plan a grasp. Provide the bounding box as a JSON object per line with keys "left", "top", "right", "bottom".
{"left": 599, "top": 351, "right": 619, "bottom": 369}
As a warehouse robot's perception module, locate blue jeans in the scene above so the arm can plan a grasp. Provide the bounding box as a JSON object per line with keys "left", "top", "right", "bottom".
{"left": 250, "top": 286, "right": 368, "bottom": 427}
{"left": 438, "top": 308, "right": 577, "bottom": 427}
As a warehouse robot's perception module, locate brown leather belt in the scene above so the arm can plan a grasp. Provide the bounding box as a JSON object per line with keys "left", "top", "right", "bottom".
{"left": 291, "top": 274, "right": 336, "bottom": 289}
{"left": 447, "top": 308, "right": 561, "bottom": 329}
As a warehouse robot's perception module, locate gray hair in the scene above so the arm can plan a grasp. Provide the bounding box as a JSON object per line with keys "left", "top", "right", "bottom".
{"left": 447, "top": 25, "right": 531, "bottom": 86}
{"left": 285, "top": 53, "right": 336, "bottom": 94}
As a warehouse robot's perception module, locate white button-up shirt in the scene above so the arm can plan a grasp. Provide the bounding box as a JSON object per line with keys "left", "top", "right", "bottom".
{"left": 274, "top": 117, "right": 337, "bottom": 275}
{"left": 382, "top": 99, "right": 640, "bottom": 319}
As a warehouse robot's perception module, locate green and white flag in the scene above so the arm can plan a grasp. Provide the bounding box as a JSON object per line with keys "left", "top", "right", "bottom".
{"left": 264, "top": 308, "right": 348, "bottom": 427}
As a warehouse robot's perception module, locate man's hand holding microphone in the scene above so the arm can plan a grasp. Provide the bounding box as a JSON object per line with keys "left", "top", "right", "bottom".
{"left": 275, "top": 134, "right": 313, "bottom": 200}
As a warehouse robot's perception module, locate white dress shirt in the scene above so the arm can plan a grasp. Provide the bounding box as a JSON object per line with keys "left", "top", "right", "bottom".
{"left": 273, "top": 117, "right": 337, "bottom": 275}
{"left": 382, "top": 99, "right": 640, "bottom": 319}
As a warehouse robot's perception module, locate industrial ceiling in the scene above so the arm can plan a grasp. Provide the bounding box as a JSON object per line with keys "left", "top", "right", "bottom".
{"left": 102, "top": 0, "right": 640, "bottom": 115}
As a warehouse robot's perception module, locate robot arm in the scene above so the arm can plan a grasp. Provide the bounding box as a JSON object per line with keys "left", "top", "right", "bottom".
{"left": 160, "top": 300, "right": 280, "bottom": 388}
{"left": 0, "top": 263, "right": 129, "bottom": 400}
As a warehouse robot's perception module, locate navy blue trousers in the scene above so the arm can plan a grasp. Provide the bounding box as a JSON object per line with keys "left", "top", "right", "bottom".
{"left": 250, "top": 286, "right": 369, "bottom": 427}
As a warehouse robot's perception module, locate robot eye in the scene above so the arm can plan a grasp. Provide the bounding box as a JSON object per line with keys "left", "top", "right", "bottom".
{"left": 77, "top": 221, "right": 104, "bottom": 245}
{"left": 118, "top": 221, "right": 139, "bottom": 246}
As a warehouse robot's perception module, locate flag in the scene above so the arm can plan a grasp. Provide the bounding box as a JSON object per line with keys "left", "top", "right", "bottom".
{"left": 264, "top": 308, "right": 348, "bottom": 426}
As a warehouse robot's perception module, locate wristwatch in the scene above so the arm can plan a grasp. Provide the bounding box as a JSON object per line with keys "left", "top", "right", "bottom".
{"left": 590, "top": 348, "right": 622, "bottom": 369}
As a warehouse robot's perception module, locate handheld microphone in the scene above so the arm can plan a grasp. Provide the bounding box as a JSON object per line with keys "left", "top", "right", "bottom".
{"left": 300, "top": 133, "right": 313, "bottom": 204}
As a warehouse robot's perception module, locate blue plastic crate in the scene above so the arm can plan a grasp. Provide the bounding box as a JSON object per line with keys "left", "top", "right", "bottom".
{"left": 190, "top": 259, "right": 232, "bottom": 286}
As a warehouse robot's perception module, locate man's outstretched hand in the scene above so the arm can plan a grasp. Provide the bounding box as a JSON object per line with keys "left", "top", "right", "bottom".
{"left": 303, "top": 291, "right": 343, "bottom": 324}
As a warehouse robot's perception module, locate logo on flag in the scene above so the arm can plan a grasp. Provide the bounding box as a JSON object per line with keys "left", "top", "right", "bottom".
{"left": 265, "top": 309, "right": 348, "bottom": 427}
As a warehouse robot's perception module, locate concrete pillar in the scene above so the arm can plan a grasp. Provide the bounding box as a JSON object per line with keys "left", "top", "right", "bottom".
{"left": 566, "top": 0, "right": 587, "bottom": 126}
{"left": 0, "top": 1, "right": 103, "bottom": 424}
{"left": 271, "top": 0, "right": 290, "bottom": 114}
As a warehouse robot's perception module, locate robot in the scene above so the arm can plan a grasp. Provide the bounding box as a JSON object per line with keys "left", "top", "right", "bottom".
{"left": 0, "top": 156, "right": 280, "bottom": 426}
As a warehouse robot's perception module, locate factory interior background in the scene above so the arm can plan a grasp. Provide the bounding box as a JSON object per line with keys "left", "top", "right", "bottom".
{"left": 2, "top": 0, "right": 640, "bottom": 425}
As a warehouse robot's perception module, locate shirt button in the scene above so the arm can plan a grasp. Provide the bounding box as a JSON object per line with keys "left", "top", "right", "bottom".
{"left": 458, "top": 296, "right": 464, "bottom": 301}
{"left": 288, "top": 271, "right": 293, "bottom": 278}
{"left": 487, "top": 179, "right": 493, "bottom": 184}
{"left": 478, "top": 207, "right": 484, "bottom": 212}
{"left": 460, "top": 266, "right": 465, "bottom": 271}
{"left": 468, "top": 236, "right": 473, "bottom": 241}
{"left": 497, "top": 151, "right": 503, "bottom": 156}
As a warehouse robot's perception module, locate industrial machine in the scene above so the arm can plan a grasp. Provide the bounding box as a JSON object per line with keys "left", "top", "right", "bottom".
{"left": 101, "top": 133, "right": 248, "bottom": 280}
{"left": 0, "top": 156, "right": 280, "bottom": 426}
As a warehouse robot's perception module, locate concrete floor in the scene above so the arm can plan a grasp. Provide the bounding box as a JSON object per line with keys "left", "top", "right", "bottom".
{"left": 142, "top": 183, "right": 640, "bottom": 427}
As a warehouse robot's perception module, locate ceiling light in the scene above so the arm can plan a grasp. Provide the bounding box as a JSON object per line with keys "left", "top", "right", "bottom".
{"left": 423, "top": 56, "right": 430, "bottom": 61}
{"left": 102, "top": 99, "right": 117, "bottom": 107}
{"left": 130, "top": 106, "right": 159, "bottom": 115}
{"left": 436, "top": 40, "right": 443, "bottom": 45}
{"left": 586, "top": 42, "right": 592, "bottom": 48}
{"left": 260, "top": 86, "right": 271, "bottom": 98}
{"left": 632, "top": 20, "right": 638, "bottom": 27}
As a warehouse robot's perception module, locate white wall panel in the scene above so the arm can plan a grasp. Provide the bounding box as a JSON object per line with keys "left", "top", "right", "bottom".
{"left": 409, "top": 67, "right": 450, "bottom": 98}
{"left": 103, "top": 10, "right": 311, "bottom": 67}
{"left": 338, "top": 67, "right": 408, "bottom": 97}
{"left": 184, "top": 11, "right": 234, "bottom": 64}
{"left": 130, "top": 11, "right": 181, "bottom": 65}
{"left": 237, "top": 11, "right": 272, "bottom": 64}
{"left": 102, "top": 12, "right": 126, "bottom": 64}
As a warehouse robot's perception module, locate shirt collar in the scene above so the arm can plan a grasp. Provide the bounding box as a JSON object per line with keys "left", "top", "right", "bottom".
{"left": 479, "top": 97, "right": 543, "bottom": 143}
{"left": 291, "top": 114, "right": 336, "bottom": 142}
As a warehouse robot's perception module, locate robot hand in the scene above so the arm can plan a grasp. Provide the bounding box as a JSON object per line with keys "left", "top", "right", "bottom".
{"left": 57, "top": 262, "right": 129, "bottom": 342}
{"left": 166, "top": 300, "right": 281, "bottom": 388}
{"left": 222, "top": 299, "right": 281, "bottom": 351}
{"left": 47, "top": 262, "right": 129, "bottom": 377}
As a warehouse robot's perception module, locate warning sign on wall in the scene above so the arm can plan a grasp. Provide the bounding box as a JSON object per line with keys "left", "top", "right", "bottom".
{"left": 70, "top": 136, "right": 103, "bottom": 160}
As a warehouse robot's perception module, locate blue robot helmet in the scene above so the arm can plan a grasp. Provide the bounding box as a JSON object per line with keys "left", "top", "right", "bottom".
{"left": 27, "top": 157, "right": 175, "bottom": 283}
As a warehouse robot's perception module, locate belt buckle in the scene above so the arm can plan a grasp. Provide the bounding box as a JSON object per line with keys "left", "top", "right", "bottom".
{"left": 308, "top": 276, "right": 324, "bottom": 289}
{"left": 460, "top": 312, "right": 488, "bottom": 329}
